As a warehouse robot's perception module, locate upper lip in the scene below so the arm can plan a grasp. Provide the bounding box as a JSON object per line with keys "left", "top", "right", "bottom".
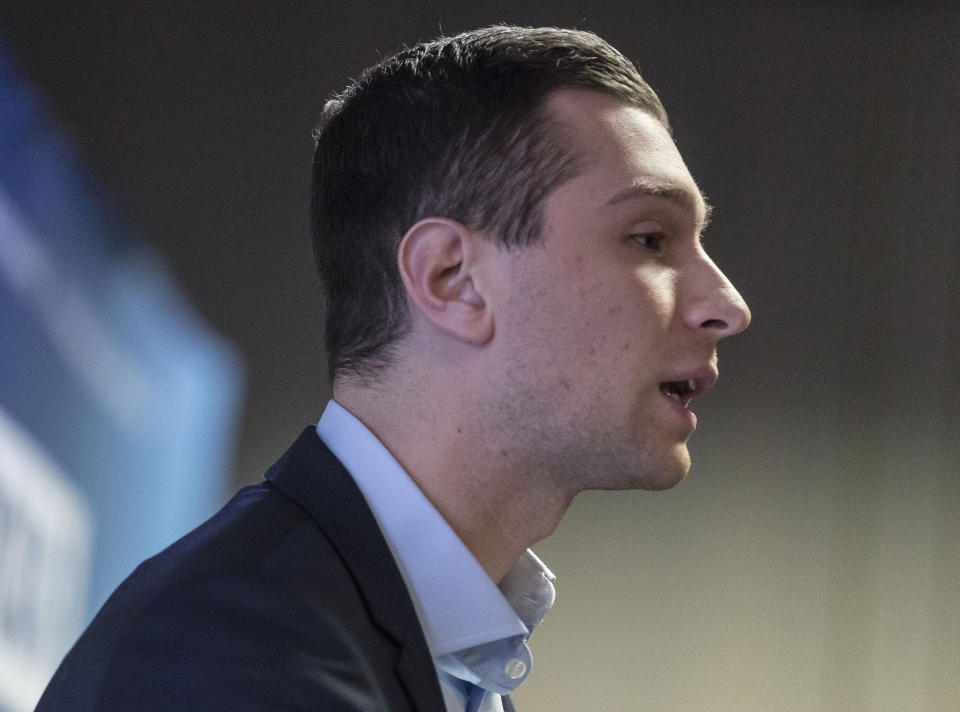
{"left": 660, "top": 365, "right": 719, "bottom": 404}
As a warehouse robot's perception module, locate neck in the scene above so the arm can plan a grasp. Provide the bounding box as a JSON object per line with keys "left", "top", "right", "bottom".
{"left": 334, "top": 383, "right": 575, "bottom": 583}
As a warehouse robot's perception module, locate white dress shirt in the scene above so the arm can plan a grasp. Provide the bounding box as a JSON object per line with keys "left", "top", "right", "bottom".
{"left": 316, "top": 400, "right": 555, "bottom": 712}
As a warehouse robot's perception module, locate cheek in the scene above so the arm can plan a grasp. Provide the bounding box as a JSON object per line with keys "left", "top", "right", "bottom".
{"left": 598, "top": 273, "right": 675, "bottom": 343}
{"left": 605, "top": 310, "right": 673, "bottom": 383}
{"left": 513, "top": 258, "right": 674, "bottom": 366}
{"left": 629, "top": 268, "right": 677, "bottom": 327}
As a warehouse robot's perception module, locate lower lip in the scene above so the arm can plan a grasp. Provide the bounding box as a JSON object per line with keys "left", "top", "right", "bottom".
{"left": 660, "top": 391, "right": 697, "bottom": 430}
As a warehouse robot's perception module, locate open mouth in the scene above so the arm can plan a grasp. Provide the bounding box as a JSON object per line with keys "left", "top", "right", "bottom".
{"left": 658, "top": 367, "right": 718, "bottom": 411}
{"left": 659, "top": 379, "right": 697, "bottom": 407}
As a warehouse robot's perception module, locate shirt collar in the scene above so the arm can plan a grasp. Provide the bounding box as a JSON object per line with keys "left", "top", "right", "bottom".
{"left": 316, "top": 400, "right": 554, "bottom": 663}
{"left": 436, "top": 548, "right": 555, "bottom": 695}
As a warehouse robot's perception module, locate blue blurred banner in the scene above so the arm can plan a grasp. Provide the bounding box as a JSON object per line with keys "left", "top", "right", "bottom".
{"left": 0, "top": 33, "right": 244, "bottom": 712}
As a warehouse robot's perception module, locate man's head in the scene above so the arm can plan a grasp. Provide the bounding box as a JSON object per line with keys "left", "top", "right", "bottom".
{"left": 313, "top": 26, "right": 750, "bottom": 495}
{"left": 311, "top": 25, "right": 669, "bottom": 385}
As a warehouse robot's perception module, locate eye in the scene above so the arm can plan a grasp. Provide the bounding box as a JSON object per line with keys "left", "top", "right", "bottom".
{"left": 628, "top": 232, "right": 665, "bottom": 252}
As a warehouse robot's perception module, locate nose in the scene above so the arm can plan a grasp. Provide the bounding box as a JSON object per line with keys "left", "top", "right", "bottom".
{"left": 682, "top": 251, "right": 751, "bottom": 339}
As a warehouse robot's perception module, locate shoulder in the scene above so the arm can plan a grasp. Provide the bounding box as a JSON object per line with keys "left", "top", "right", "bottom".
{"left": 37, "top": 482, "right": 416, "bottom": 712}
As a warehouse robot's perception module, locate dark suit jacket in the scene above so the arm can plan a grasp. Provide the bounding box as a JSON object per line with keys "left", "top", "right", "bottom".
{"left": 35, "top": 427, "right": 448, "bottom": 712}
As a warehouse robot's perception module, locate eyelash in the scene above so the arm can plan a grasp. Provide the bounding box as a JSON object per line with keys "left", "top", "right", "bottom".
{"left": 629, "top": 232, "right": 666, "bottom": 252}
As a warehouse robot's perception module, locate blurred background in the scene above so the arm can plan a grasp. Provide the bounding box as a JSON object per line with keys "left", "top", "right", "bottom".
{"left": 0, "top": 2, "right": 957, "bottom": 710}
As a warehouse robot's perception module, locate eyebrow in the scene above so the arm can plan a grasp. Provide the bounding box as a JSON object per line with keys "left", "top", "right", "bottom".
{"left": 605, "top": 177, "right": 713, "bottom": 230}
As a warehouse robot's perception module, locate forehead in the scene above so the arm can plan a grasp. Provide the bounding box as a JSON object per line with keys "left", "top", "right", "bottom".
{"left": 543, "top": 89, "right": 709, "bottom": 227}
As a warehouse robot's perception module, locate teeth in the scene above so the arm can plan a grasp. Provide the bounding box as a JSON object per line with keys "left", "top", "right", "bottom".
{"left": 660, "top": 379, "right": 696, "bottom": 406}
{"left": 661, "top": 380, "right": 696, "bottom": 402}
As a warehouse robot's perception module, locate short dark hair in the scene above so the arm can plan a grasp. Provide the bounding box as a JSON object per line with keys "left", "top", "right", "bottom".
{"left": 311, "top": 25, "right": 668, "bottom": 385}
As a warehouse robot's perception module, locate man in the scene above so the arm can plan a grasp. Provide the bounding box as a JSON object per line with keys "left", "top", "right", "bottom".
{"left": 36, "top": 25, "right": 749, "bottom": 712}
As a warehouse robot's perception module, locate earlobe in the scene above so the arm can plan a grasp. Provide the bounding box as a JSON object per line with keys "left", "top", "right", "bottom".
{"left": 397, "top": 218, "right": 494, "bottom": 345}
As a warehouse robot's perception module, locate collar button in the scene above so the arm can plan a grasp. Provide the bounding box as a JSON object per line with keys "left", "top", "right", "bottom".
{"left": 505, "top": 658, "right": 527, "bottom": 680}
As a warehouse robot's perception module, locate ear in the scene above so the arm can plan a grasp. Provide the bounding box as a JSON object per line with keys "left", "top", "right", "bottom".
{"left": 397, "top": 218, "right": 494, "bottom": 345}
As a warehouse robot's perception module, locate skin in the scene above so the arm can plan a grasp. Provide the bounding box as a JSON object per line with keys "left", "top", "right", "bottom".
{"left": 336, "top": 88, "right": 751, "bottom": 583}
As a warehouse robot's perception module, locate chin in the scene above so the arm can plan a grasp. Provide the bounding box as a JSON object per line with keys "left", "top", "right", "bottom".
{"left": 639, "top": 448, "right": 691, "bottom": 491}
{"left": 590, "top": 446, "right": 690, "bottom": 493}
{"left": 641, "top": 471, "right": 686, "bottom": 491}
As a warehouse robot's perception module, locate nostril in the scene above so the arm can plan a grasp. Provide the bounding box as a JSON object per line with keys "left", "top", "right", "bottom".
{"left": 701, "top": 318, "right": 728, "bottom": 330}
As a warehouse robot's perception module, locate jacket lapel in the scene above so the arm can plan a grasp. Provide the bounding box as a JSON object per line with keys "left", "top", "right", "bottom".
{"left": 265, "top": 427, "right": 445, "bottom": 711}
